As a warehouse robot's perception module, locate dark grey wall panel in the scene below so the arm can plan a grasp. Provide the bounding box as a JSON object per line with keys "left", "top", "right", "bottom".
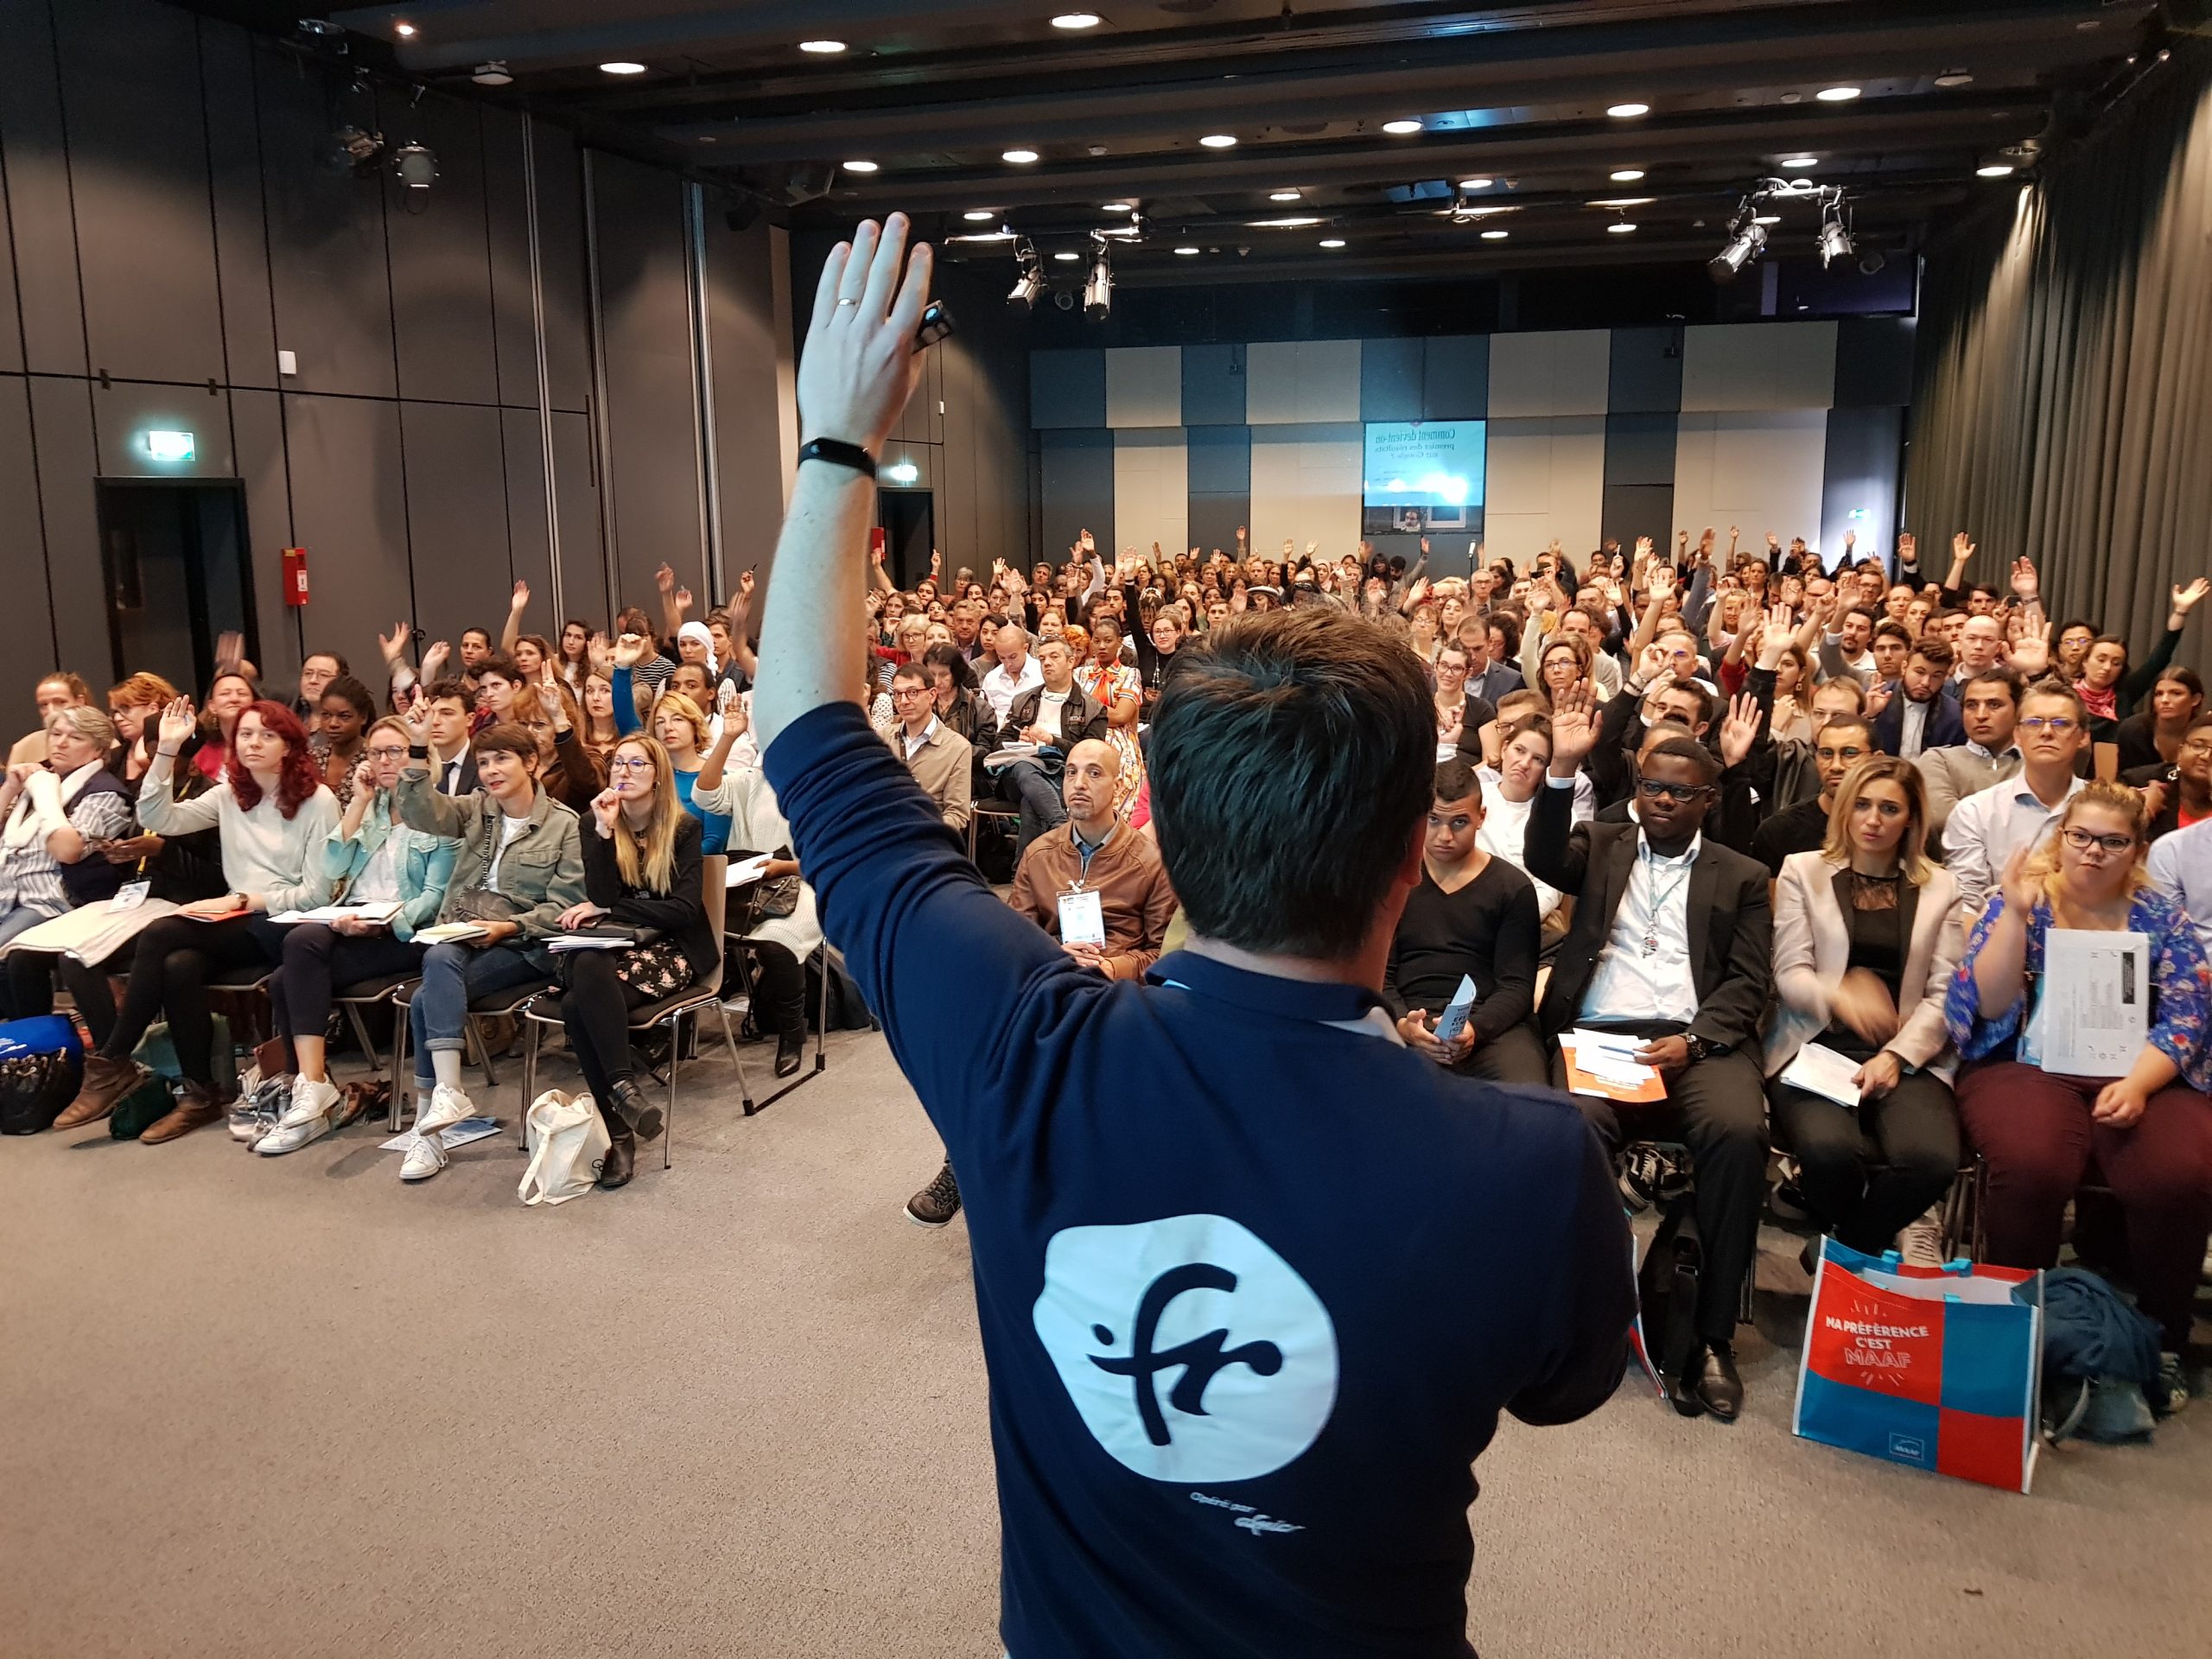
{"left": 282, "top": 393, "right": 410, "bottom": 678}
{"left": 499, "top": 406, "right": 555, "bottom": 624}
{"left": 257, "top": 47, "right": 396, "bottom": 399}
{"left": 1834, "top": 316, "right": 1916, "bottom": 409}
{"left": 401, "top": 400, "right": 513, "bottom": 647}
{"left": 549, "top": 410, "right": 606, "bottom": 625}
{"left": 484, "top": 110, "right": 539, "bottom": 411}
{"left": 590, "top": 150, "right": 704, "bottom": 608}
{"left": 1031, "top": 348, "right": 1106, "bottom": 429}
{"left": 533, "top": 126, "right": 591, "bottom": 414}
{"left": 0, "top": 0, "right": 86, "bottom": 376}
{"left": 231, "top": 386, "right": 299, "bottom": 687}
{"left": 1422, "top": 336, "right": 1489, "bottom": 419}
{"left": 200, "top": 21, "right": 276, "bottom": 391}
{"left": 28, "top": 376, "right": 105, "bottom": 673}
{"left": 705, "top": 207, "right": 787, "bottom": 597}
{"left": 382, "top": 87, "right": 499, "bottom": 407}
{"left": 0, "top": 124, "right": 20, "bottom": 374}
{"left": 1359, "top": 339, "right": 1423, "bottom": 422}
{"left": 1604, "top": 410, "right": 1678, "bottom": 488}
{"left": 1609, "top": 326, "right": 1685, "bottom": 415}
{"left": 0, "top": 378, "right": 55, "bottom": 661}
{"left": 57, "top": 0, "right": 224, "bottom": 385}
{"left": 93, "top": 380, "right": 233, "bottom": 479}
{"left": 1820, "top": 404, "right": 1905, "bottom": 556}
{"left": 934, "top": 264, "right": 1032, "bottom": 578}
{"left": 1039, "top": 429, "right": 1113, "bottom": 559}
{"left": 1180, "top": 342, "right": 1246, "bottom": 427}
{"left": 1188, "top": 425, "right": 1251, "bottom": 560}
{"left": 1602, "top": 485, "right": 1673, "bottom": 556}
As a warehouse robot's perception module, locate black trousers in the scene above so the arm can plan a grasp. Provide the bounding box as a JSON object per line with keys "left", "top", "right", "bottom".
{"left": 1450, "top": 1021, "right": 1551, "bottom": 1088}
{"left": 1769, "top": 1068, "right": 1960, "bottom": 1255}
{"left": 99, "top": 914, "right": 287, "bottom": 1088}
{"left": 3, "top": 950, "right": 124, "bottom": 1048}
{"left": 747, "top": 939, "right": 806, "bottom": 1042}
{"left": 1549, "top": 1029, "right": 1768, "bottom": 1345}
{"left": 266, "top": 925, "right": 426, "bottom": 1042}
{"left": 560, "top": 949, "right": 689, "bottom": 1111}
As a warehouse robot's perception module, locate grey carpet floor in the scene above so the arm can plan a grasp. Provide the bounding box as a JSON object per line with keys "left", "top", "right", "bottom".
{"left": 2, "top": 1030, "right": 2205, "bottom": 1659}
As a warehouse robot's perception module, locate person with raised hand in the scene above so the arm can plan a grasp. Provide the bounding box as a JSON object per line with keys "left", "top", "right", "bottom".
{"left": 751, "top": 213, "right": 1631, "bottom": 1659}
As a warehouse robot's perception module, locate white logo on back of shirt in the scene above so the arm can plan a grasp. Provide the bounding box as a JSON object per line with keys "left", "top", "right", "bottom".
{"left": 1032, "top": 1215, "right": 1339, "bottom": 1483}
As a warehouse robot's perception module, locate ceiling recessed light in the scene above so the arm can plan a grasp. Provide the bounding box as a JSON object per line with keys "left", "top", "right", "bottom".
{"left": 1589, "top": 196, "right": 1653, "bottom": 207}
{"left": 1053, "top": 251, "right": 1079, "bottom": 261}
{"left": 1249, "top": 215, "right": 1321, "bottom": 227}
{"left": 1607, "top": 102, "right": 1649, "bottom": 118}
{"left": 842, "top": 160, "right": 878, "bottom": 174}
{"left": 798, "top": 40, "right": 846, "bottom": 54}
{"left": 1815, "top": 86, "right": 1861, "bottom": 102}
{"left": 1480, "top": 229, "right": 1509, "bottom": 239}
{"left": 472, "top": 61, "right": 513, "bottom": 86}
{"left": 1607, "top": 221, "right": 1637, "bottom": 233}
{"left": 1269, "top": 189, "right": 1301, "bottom": 201}
{"left": 1174, "top": 245, "right": 1200, "bottom": 256}
{"left": 1319, "top": 238, "right": 1346, "bottom": 248}
{"left": 963, "top": 209, "right": 997, "bottom": 221}
{"left": 394, "top": 22, "right": 416, "bottom": 37}
{"left": 600, "top": 61, "right": 647, "bottom": 75}
{"left": 1975, "top": 162, "right": 2016, "bottom": 177}
{"left": 1752, "top": 213, "right": 1782, "bottom": 225}
{"left": 1052, "top": 11, "right": 1103, "bottom": 27}
{"left": 1382, "top": 118, "right": 1423, "bottom": 135}
{"left": 1458, "top": 176, "right": 1493, "bottom": 189}
{"left": 1101, "top": 201, "right": 1134, "bottom": 213}
{"left": 1199, "top": 133, "right": 1237, "bottom": 149}
{"left": 1780, "top": 156, "right": 1819, "bottom": 169}
{"left": 1934, "top": 71, "right": 1974, "bottom": 88}
{"left": 1609, "top": 168, "right": 1644, "bottom": 182}
{"left": 1002, "top": 148, "right": 1041, "bottom": 164}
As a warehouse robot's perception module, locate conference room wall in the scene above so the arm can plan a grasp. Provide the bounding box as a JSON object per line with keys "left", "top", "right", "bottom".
{"left": 0, "top": 0, "right": 789, "bottom": 695}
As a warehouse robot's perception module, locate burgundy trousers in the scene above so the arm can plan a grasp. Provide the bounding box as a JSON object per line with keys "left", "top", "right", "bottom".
{"left": 1954, "top": 1060, "right": 2212, "bottom": 1349}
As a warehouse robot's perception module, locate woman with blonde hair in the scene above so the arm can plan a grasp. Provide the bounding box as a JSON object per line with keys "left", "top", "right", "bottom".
{"left": 1947, "top": 780, "right": 2212, "bottom": 1408}
{"left": 555, "top": 732, "right": 713, "bottom": 1188}
{"left": 1766, "top": 757, "right": 1962, "bottom": 1265}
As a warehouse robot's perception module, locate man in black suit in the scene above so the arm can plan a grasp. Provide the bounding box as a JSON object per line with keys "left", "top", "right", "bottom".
{"left": 1870, "top": 639, "right": 1964, "bottom": 760}
{"left": 1525, "top": 681, "right": 1773, "bottom": 1423}
{"left": 419, "top": 680, "right": 480, "bottom": 796}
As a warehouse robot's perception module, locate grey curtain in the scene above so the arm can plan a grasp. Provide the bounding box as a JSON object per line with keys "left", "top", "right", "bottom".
{"left": 1906, "top": 43, "right": 2212, "bottom": 651}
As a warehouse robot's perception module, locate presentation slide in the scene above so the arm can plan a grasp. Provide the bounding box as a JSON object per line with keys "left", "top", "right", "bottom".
{"left": 1362, "top": 421, "right": 1487, "bottom": 508}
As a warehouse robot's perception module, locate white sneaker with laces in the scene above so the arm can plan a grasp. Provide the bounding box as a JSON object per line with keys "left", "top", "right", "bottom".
{"left": 255, "top": 1107, "right": 335, "bottom": 1156}
{"left": 399, "top": 1130, "right": 448, "bottom": 1182}
{"left": 414, "top": 1083, "right": 475, "bottom": 1138}
{"left": 1898, "top": 1208, "right": 1948, "bottom": 1269}
{"left": 276, "top": 1076, "right": 341, "bottom": 1130}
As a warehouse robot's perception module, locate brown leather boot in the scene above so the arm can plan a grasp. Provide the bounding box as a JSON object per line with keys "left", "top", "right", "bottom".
{"left": 52, "top": 1055, "right": 150, "bottom": 1131}
{"left": 140, "top": 1079, "right": 227, "bottom": 1145}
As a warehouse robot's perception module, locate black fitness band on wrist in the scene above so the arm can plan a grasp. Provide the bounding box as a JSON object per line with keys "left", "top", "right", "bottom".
{"left": 798, "top": 437, "right": 877, "bottom": 480}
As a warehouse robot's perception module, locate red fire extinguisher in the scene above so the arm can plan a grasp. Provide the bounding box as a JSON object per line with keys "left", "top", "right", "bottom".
{"left": 282, "top": 547, "right": 308, "bottom": 607}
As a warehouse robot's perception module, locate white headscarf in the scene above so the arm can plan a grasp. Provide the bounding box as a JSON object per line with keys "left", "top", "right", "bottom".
{"left": 677, "top": 621, "right": 718, "bottom": 676}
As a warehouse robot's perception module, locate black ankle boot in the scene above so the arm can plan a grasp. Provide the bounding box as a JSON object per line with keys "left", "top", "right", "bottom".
{"left": 607, "top": 1075, "right": 664, "bottom": 1142}
{"left": 775, "top": 1024, "right": 805, "bottom": 1077}
{"left": 596, "top": 1122, "right": 636, "bottom": 1189}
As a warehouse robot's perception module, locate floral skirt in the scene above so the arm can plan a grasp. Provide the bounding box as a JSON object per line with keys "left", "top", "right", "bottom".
{"left": 561, "top": 938, "right": 692, "bottom": 999}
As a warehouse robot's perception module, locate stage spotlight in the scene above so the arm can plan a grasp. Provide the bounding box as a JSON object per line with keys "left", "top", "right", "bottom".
{"left": 392, "top": 141, "right": 438, "bottom": 194}
{"left": 1007, "top": 240, "right": 1044, "bottom": 309}
{"left": 1084, "top": 246, "right": 1112, "bottom": 321}
{"left": 1708, "top": 215, "right": 1765, "bottom": 283}
{"left": 1817, "top": 212, "right": 1853, "bottom": 269}
{"left": 325, "top": 124, "right": 384, "bottom": 174}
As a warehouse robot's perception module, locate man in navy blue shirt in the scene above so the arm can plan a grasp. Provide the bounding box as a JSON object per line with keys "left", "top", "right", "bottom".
{"left": 753, "top": 213, "right": 1635, "bottom": 1659}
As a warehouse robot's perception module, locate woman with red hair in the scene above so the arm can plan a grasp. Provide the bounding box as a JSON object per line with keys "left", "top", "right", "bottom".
{"left": 54, "top": 697, "right": 339, "bottom": 1144}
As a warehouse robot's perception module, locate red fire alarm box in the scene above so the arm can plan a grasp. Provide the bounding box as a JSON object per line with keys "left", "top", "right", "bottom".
{"left": 282, "top": 547, "right": 308, "bottom": 606}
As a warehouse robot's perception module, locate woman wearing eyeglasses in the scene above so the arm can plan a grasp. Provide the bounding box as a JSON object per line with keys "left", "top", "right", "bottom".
{"left": 249, "top": 716, "right": 461, "bottom": 1154}
{"left": 1766, "top": 758, "right": 1962, "bottom": 1266}
{"left": 1946, "top": 781, "right": 2212, "bottom": 1411}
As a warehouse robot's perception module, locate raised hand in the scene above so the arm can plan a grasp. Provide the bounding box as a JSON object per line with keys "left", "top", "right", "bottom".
{"left": 655, "top": 561, "right": 677, "bottom": 594}
{"left": 587, "top": 632, "right": 613, "bottom": 677}
{"left": 1950, "top": 531, "right": 1975, "bottom": 568}
{"left": 1636, "top": 641, "right": 1670, "bottom": 684}
{"left": 379, "top": 620, "right": 412, "bottom": 664}
{"left": 798, "top": 214, "right": 933, "bottom": 456}
{"left": 674, "top": 586, "right": 695, "bottom": 615}
{"left": 1998, "top": 840, "right": 2041, "bottom": 918}
{"left": 156, "top": 696, "right": 197, "bottom": 750}
{"left": 1863, "top": 680, "right": 1893, "bottom": 720}
{"left": 214, "top": 630, "right": 245, "bottom": 673}
{"left": 1897, "top": 531, "right": 1917, "bottom": 562}
{"left": 399, "top": 685, "right": 433, "bottom": 743}
{"left": 1765, "top": 531, "right": 1781, "bottom": 551}
{"left": 2171, "top": 577, "right": 2210, "bottom": 617}
{"left": 1549, "top": 678, "right": 1599, "bottom": 772}
{"left": 421, "top": 640, "right": 450, "bottom": 681}
{"left": 2010, "top": 556, "right": 2039, "bottom": 602}
{"left": 2007, "top": 617, "right": 2053, "bottom": 677}
{"left": 1718, "top": 692, "right": 1762, "bottom": 769}
{"left": 509, "top": 579, "right": 531, "bottom": 613}
{"left": 931, "top": 549, "right": 943, "bottom": 577}
{"left": 612, "top": 633, "right": 648, "bottom": 670}
{"left": 736, "top": 569, "right": 757, "bottom": 607}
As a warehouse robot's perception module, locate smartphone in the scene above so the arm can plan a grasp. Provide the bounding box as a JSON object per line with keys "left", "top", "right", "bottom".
{"left": 914, "top": 298, "right": 955, "bottom": 350}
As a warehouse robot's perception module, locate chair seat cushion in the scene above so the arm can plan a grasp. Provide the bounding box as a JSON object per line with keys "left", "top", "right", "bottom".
{"left": 525, "top": 983, "right": 720, "bottom": 1030}
{"left": 333, "top": 972, "right": 417, "bottom": 1003}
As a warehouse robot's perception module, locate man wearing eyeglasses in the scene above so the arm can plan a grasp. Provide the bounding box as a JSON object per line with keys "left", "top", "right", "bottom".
{"left": 1529, "top": 687, "right": 1773, "bottom": 1423}
{"left": 886, "top": 661, "right": 971, "bottom": 834}
{"left": 1751, "top": 715, "right": 1878, "bottom": 876}
{"left": 1917, "top": 667, "right": 2024, "bottom": 838}
{"left": 1942, "top": 682, "right": 2088, "bottom": 927}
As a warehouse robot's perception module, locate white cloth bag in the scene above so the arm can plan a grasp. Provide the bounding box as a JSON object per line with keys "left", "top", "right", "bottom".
{"left": 518, "top": 1089, "right": 611, "bottom": 1206}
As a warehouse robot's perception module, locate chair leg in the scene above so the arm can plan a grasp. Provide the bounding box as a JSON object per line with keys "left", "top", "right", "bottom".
{"left": 718, "top": 1002, "right": 758, "bottom": 1116}
{"left": 466, "top": 1018, "right": 500, "bottom": 1088}
{"left": 664, "top": 1013, "right": 680, "bottom": 1171}
{"left": 812, "top": 944, "right": 830, "bottom": 1073}
{"left": 392, "top": 1007, "right": 412, "bottom": 1133}
{"left": 519, "top": 1017, "right": 543, "bottom": 1149}
{"left": 342, "top": 1002, "right": 381, "bottom": 1074}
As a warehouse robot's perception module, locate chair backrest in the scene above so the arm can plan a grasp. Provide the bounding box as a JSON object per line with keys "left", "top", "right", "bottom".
{"left": 696, "top": 855, "right": 727, "bottom": 997}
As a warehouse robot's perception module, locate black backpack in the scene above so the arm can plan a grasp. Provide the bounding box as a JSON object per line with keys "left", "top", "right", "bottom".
{"left": 0, "top": 1014, "right": 85, "bottom": 1135}
{"left": 1636, "top": 1192, "right": 1707, "bottom": 1416}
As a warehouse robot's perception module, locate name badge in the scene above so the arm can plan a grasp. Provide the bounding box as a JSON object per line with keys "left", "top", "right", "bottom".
{"left": 109, "top": 880, "right": 150, "bottom": 912}
{"left": 1058, "top": 887, "right": 1106, "bottom": 949}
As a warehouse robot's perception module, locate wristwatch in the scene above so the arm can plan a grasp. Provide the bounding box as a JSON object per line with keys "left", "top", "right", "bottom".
{"left": 1682, "top": 1033, "right": 1713, "bottom": 1065}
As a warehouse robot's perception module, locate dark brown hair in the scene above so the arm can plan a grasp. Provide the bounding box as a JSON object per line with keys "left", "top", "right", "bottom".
{"left": 1147, "top": 609, "right": 1431, "bottom": 958}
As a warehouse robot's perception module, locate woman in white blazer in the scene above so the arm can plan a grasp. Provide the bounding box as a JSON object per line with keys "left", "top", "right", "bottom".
{"left": 1764, "top": 755, "right": 1962, "bottom": 1258}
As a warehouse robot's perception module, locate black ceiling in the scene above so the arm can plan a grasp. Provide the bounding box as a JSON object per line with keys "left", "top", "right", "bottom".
{"left": 180, "top": 1, "right": 2177, "bottom": 285}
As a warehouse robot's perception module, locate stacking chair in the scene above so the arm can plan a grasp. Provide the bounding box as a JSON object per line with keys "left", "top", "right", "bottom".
{"left": 391, "top": 970, "right": 553, "bottom": 1132}
{"left": 517, "top": 855, "right": 752, "bottom": 1168}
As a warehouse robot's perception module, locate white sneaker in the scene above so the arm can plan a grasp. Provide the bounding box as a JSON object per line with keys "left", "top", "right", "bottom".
{"left": 1898, "top": 1208, "right": 1948, "bottom": 1269}
{"left": 398, "top": 1131, "right": 448, "bottom": 1182}
{"left": 414, "top": 1083, "right": 475, "bottom": 1138}
{"left": 255, "top": 1108, "right": 334, "bottom": 1156}
{"left": 227, "top": 1077, "right": 291, "bottom": 1145}
{"left": 276, "top": 1075, "right": 341, "bottom": 1130}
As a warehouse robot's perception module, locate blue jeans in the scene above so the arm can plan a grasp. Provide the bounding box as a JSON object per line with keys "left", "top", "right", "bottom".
{"left": 995, "top": 757, "right": 1067, "bottom": 860}
{"left": 0, "top": 903, "right": 54, "bottom": 950}
{"left": 409, "top": 941, "right": 544, "bottom": 1090}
